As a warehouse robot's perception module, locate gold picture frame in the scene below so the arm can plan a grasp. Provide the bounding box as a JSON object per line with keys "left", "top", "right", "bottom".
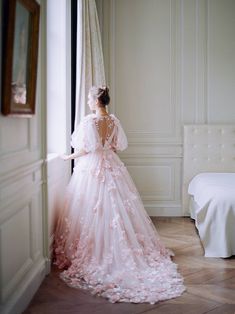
{"left": 1, "top": 0, "right": 40, "bottom": 117}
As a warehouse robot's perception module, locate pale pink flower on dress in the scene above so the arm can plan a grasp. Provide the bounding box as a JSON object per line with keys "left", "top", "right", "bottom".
{"left": 110, "top": 214, "right": 120, "bottom": 229}
{"left": 93, "top": 200, "right": 102, "bottom": 213}
{"left": 124, "top": 199, "right": 135, "bottom": 214}
{"left": 107, "top": 180, "right": 116, "bottom": 192}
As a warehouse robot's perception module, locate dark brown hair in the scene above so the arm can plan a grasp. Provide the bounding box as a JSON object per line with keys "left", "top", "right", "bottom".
{"left": 89, "top": 85, "right": 110, "bottom": 107}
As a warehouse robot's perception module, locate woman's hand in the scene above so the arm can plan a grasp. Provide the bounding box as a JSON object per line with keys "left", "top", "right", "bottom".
{"left": 59, "top": 154, "right": 70, "bottom": 161}
{"left": 59, "top": 150, "right": 88, "bottom": 161}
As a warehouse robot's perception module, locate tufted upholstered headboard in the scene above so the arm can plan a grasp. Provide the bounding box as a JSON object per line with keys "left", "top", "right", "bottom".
{"left": 183, "top": 124, "right": 235, "bottom": 215}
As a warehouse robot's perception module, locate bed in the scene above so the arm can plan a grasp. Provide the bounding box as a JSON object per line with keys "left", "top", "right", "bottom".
{"left": 183, "top": 125, "right": 235, "bottom": 257}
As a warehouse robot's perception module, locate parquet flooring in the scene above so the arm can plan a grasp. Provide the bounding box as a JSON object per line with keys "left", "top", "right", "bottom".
{"left": 23, "top": 217, "right": 235, "bottom": 314}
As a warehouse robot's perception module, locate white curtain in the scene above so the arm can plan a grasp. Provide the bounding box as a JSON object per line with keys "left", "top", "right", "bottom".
{"left": 75, "top": 0, "right": 106, "bottom": 130}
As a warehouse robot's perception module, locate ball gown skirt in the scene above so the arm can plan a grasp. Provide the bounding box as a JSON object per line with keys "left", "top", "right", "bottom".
{"left": 52, "top": 147, "right": 186, "bottom": 304}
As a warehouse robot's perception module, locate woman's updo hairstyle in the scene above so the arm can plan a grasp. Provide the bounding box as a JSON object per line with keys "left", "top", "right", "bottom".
{"left": 89, "top": 85, "right": 110, "bottom": 107}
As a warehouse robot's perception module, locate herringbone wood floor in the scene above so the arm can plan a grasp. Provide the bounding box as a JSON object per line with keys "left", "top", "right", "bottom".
{"left": 24, "top": 217, "right": 235, "bottom": 314}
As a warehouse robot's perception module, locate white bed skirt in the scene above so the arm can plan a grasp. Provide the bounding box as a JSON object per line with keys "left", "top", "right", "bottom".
{"left": 189, "top": 194, "right": 235, "bottom": 258}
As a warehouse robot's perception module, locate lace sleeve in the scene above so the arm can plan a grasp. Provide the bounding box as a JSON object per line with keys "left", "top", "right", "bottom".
{"left": 70, "top": 115, "right": 98, "bottom": 153}
{"left": 111, "top": 115, "right": 128, "bottom": 151}
{"left": 70, "top": 118, "right": 87, "bottom": 152}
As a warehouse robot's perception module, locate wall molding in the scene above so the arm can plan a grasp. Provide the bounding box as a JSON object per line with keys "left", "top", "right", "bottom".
{"left": 145, "top": 204, "right": 184, "bottom": 217}
{"left": 0, "top": 258, "right": 46, "bottom": 314}
{"left": 0, "top": 160, "right": 43, "bottom": 186}
{"left": 109, "top": 0, "right": 183, "bottom": 142}
{"left": 195, "top": 0, "right": 208, "bottom": 123}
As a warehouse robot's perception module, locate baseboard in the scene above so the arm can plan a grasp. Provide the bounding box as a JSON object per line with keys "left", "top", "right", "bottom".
{"left": 145, "top": 205, "right": 190, "bottom": 217}
{"left": 0, "top": 257, "right": 48, "bottom": 314}
{"left": 49, "top": 233, "right": 55, "bottom": 261}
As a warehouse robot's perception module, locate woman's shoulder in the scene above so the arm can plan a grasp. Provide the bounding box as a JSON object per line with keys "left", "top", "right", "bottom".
{"left": 81, "top": 113, "right": 96, "bottom": 123}
{"left": 109, "top": 113, "right": 121, "bottom": 123}
{"left": 84, "top": 113, "right": 96, "bottom": 119}
{"left": 81, "top": 113, "right": 121, "bottom": 124}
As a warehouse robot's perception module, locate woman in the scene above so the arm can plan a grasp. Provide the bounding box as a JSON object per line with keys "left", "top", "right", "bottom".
{"left": 52, "top": 85, "right": 186, "bottom": 304}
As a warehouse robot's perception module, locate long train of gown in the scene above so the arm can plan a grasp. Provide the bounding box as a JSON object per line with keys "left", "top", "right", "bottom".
{"left": 52, "top": 113, "right": 186, "bottom": 304}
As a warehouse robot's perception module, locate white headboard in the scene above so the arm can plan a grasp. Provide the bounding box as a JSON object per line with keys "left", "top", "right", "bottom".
{"left": 183, "top": 124, "right": 235, "bottom": 215}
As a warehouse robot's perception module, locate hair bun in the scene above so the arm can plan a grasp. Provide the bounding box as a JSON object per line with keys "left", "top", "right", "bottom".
{"left": 89, "top": 85, "right": 110, "bottom": 106}
{"left": 100, "top": 85, "right": 109, "bottom": 94}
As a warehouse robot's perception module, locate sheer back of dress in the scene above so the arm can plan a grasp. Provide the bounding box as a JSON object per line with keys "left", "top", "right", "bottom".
{"left": 93, "top": 115, "right": 115, "bottom": 147}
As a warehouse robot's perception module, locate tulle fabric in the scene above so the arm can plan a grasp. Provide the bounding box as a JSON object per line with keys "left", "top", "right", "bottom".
{"left": 52, "top": 113, "right": 186, "bottom": 304}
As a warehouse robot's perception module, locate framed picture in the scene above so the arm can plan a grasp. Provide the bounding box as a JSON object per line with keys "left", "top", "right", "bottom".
{"left": 1, "top": 0, "right": 40, "bottom": 117}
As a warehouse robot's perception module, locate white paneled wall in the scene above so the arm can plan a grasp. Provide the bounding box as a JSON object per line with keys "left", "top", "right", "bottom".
{"left": 0, "top": 1, "right": 49, "bottom": 313}
{"left": 97, "top": 0, "right": 235, "bottom": 216}
{"left": 207, "top": 0, "right": 235, "bottom": 122}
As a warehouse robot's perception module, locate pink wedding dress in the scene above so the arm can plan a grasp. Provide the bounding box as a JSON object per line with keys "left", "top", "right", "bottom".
{"left": 52, "top": 113, "right": 186, "bottom": 304}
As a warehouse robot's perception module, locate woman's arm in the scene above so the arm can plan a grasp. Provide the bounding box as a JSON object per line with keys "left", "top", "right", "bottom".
{"left": 60, "top": 149, "right": 88, "bottom": 161}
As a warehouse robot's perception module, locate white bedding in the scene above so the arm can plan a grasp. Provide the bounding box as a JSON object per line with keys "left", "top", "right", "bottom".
{"left": 188, "top": 172, "right": 235, "bottom": 257}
